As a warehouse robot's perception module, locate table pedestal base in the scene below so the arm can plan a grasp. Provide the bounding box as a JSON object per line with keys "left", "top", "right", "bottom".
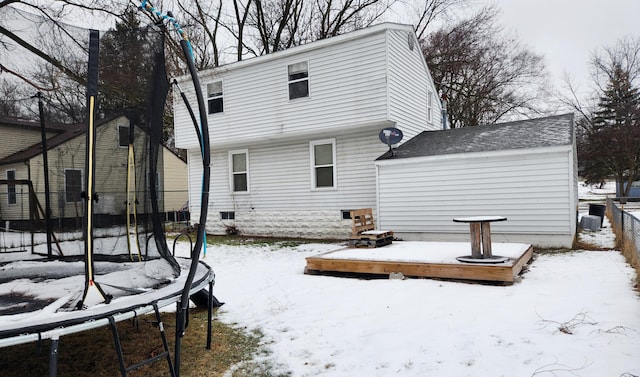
{"left": 456, "top": 255, "right": 509, "bottom": 264}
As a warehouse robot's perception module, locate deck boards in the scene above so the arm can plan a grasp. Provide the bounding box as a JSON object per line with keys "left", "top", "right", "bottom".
{"left": 305, "top": 242, "right": 533, "bottom": 284}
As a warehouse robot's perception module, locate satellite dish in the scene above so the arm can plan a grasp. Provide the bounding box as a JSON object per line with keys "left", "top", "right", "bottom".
{"left": 378, "top": 127, "right": 403, "bottom": 157}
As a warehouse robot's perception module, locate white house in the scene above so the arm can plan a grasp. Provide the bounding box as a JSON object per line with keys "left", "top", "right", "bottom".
{"left": 173, "top": 23, "right": 442, "bottom": 238}
{"left": 375, "top": 114, "right": 578, "bottom": 248}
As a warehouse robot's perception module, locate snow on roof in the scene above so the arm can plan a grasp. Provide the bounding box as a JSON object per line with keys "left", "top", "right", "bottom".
{"left": 378, "top": 113, "right": 574, "bottom": 160}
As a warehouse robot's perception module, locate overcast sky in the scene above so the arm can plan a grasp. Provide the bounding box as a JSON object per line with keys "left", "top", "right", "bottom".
{"left": 487, "top": 0, "right": 640, "bottom": 95}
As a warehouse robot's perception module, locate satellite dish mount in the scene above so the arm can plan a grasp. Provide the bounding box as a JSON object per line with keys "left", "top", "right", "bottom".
{"left": 378, "top": 127, "right": 403, "bottom": 157}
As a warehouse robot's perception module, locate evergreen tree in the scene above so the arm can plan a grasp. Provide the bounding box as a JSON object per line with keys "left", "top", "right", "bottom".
{"left": 582, "top": 58, "right": 640, "bottom": 196}
{"left": 593, "top": 63, "right": 640, "bottom": 128}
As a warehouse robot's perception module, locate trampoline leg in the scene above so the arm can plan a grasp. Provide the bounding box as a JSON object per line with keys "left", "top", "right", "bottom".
{"left": 109, "top": 316, "right": 128, "bottom": 376}
{"left": 49, "top": 336, "right": 59, "bottom": 377}
{"left": 153, "top": 303, "right": 176, "bottom": 377}
{"left": 207, "top": 280, "right": 213, "bottom": 350}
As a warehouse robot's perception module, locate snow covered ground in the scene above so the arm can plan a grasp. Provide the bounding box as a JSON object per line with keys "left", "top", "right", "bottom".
{"left": 1, "top": 182, "right": 639, "bottom": 376}
{"left": 164, "top": 183, "right": 639, "bottom": 376}
{"left": 171, "top": 236, "right": 639, "bottom": 376}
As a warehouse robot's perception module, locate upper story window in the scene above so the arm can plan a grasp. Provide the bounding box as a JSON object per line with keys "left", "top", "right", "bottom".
{"left": 6, "top": 169, "right": 16, "bottom": 205}
{"left": 288, "top": 61, "right": 309, "bottom": 100}
{"left": 427, "top": 90, "right": 433, "bottom": 123}
{"left": 65, "top": 169, "right": 82, "bottom": 203}
{"left": 118, "top": 125, "right": 129, "bottom": 147}
{"left": 310, "top": 139, "right": 336, "bottom": 190}
{"left": 229, "top": 150, "right": 249, "bottom": 193}
{"left": 207, "top": 81, "right": 224, "bottom": 114}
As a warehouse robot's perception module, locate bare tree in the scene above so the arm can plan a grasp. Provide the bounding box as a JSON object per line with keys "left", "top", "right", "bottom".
{"left": 312, "top": 0, "right": 394, "bottom": 40}
{"left": 410, "top": 0, "right": 466, "bottom": 40}
{"left": 421, "top": 6, "right": 546, "bottom": 128}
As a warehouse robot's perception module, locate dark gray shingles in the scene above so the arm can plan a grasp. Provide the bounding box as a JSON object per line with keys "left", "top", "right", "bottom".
{"left": 379, "top": 113, "right": 574, "bottom": 160}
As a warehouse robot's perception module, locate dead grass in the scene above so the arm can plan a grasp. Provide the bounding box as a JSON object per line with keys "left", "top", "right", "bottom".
{"left": 0, "top": 308, "right": 266, "bottom": 377}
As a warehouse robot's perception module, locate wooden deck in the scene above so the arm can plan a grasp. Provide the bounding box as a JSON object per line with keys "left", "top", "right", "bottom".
{"left": 305, "top": 242, "right": 534, "bottom": 284}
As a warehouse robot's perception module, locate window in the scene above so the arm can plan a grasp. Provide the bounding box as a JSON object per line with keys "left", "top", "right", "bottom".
{"left": 207, "top": 81, "right": 223, "bottom": 114}
{"left": 65, "top": 169, "right": 82, "bottom": 203}
{"left": 220, "top": 211, "right": 235, "bottom": 220}
{"left": 229, "top": 150, "right": 249, "bottom": 192}
{"left": 427, "top": 90, "right": 433, "bottom": 123}
{"left": 6, "top": 170, "right": 16, "bottom": 205}
{"left": 310, "top": 139, "right": 336, "bottom": 189}
{"left": 147, "top": 172, "right": 161, "bottom": 200}
{"left": 118, "top": 125, "right": 129, "bottom": 147}
{"left": 288, "top": 61, "right": 309, "bottom": 100}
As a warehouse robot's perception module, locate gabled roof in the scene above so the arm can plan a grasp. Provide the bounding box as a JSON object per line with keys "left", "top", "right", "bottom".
{"left": 378, "top": 113, "right": 575, "bottom": 160}
{"left": 0, "top": 116, "right": 119, "bottom": 165}
{"left": 0, "top": 115, "right": 70, "bottom": 133}
{"left": 180, "top": 22, "right": 416, "bottom": 82}
{"left": 0, "top": 115, "right": 187, "bottom": 165}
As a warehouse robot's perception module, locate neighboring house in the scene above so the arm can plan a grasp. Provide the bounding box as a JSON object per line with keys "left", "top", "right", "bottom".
{"left": 616, "top": 182, "right": 640, "bottom": 198}
{"left": 0, "top": 115, "right": 187, "bottom": 228}
{"left": 375, "top": 114, "right": 578, "bottom": 248}
{"left": 173, "top": 23, "right": 443, "bottom": 238}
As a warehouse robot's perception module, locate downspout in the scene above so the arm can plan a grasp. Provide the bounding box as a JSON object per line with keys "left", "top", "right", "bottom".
{"left": 441, "top": 92, "right": 448, "bottom": 130}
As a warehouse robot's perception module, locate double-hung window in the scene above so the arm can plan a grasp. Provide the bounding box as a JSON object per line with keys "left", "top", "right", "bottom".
{"left": 310, "top": 139, "right": 336, "bottom": 189}
{"left": 65, "top": 169, "right": 82, "bottom": 203}
{"left": 229, "top": 150, "right": 249, "bottom": 193}
{"left": 6, "top": 170, "right": 16, "bottom": 205}
{"left": 207, "top": 81, "right": 223, "bottom": 114}
{"left": 288, "top": 61, "right": 309, "bottom": 100}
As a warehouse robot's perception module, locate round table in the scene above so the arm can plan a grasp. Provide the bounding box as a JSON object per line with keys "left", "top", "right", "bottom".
{"left": 453, "top": 216, "right": 507, "bottom": 261}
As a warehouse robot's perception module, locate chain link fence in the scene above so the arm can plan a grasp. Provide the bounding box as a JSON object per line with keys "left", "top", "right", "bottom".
{"left": 607, "top": 198, "right": 640, "bottom": 272}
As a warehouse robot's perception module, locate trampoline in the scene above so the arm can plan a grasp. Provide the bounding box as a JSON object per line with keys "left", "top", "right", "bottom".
{"left": 0, "top": 2, "right": 213, "bottom": 376}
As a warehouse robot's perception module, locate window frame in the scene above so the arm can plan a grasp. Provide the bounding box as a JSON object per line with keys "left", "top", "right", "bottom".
{"left": 287, "top": 61, "right": 309, "bottom": 100}
{"left": 228, "top": 149, "right": 249, "bottom": 193}
{"left": 6, "top": 169, "right": 16, "bottom": 205}
{"left": 64, "top": 168, "right": 83, "bottom": 203}
{"left": 207, "top": 80, "right": 224, "bottom": 114}
{"left": 118, "top": 125, "right": 130, "bottom": 148}
{"left": 310, "top": 138, "right": 337, "bottom": 190}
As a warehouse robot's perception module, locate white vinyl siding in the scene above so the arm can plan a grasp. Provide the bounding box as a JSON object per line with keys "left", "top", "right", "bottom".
{"left": 189, "top": 131, "right": 389, "bottom": 231}
{"left": 174, "top": 28, "right": 391, "bottom": 149}
{"left": 376, "top": 147, "right": 576, "bottom": 245}
{"left": 387, "top": 29, "right": 441, "bottom": 137}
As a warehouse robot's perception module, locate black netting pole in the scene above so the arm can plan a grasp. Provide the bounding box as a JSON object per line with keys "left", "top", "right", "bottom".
{"left": 147, "top": 30, "right": 180, "bottom": 276}
{"left": 174, "top": 38, "right": 210, "bottom": 376}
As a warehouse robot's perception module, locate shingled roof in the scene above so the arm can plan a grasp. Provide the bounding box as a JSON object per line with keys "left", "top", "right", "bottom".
{"left": 378, "top": 113, "right": 574, "bottom": 160}
{"left": 0, "top": 115, "right": 119, "bottom": 165}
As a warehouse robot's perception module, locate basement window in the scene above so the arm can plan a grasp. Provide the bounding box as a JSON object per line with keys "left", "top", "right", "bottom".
{"left": 220, "top": 211, "right": 235, "bottom": 220}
